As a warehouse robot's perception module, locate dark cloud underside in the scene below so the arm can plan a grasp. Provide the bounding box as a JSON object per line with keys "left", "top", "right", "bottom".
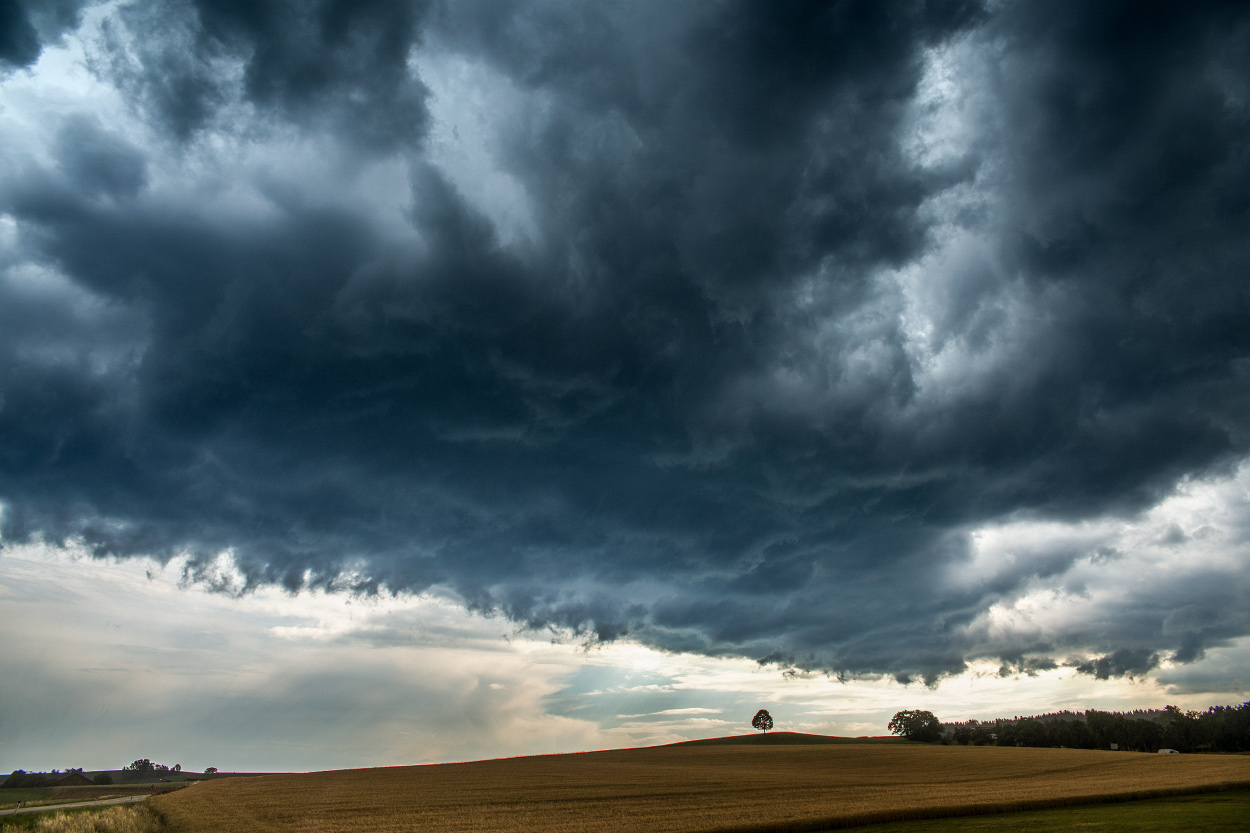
{"left": 2, "top": 0, "right": 1249, "bottom": 681}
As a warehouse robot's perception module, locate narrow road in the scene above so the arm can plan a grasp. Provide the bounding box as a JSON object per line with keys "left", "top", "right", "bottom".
{"left": 0, "top": 794, "right": 149, "bottom": 816}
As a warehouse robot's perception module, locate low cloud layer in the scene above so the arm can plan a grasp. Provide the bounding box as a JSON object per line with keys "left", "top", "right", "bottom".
{"left": 2, "top": 0, "right": 1249, "bottom": 683}
{"left": 5, "top": 544, "right": 1238, "bottom": 772}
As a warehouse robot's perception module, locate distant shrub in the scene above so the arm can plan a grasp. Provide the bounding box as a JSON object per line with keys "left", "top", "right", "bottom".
{"left": 93, "top": 774, "right": 114, "bottom": 786}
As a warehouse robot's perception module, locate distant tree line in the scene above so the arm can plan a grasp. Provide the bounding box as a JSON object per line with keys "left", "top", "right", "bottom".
{"left": 1, "top": 770, "right": 55, "bottom": 789}
{"left": 941, "top": 701, "right": 1250, "bottom": 753}
{"left": 1, "top": 768, "right": 106, "bottom": 788}
{"left": 3, "top": 759, "right": 191, "bottom": 788}
{"left": 124, "top": 759, "right": 180, "bottom": 774}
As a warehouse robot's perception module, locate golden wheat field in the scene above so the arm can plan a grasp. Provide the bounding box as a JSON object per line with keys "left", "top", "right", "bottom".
{"left": 150, "top": 741, "right": 1250, "bottom": 833}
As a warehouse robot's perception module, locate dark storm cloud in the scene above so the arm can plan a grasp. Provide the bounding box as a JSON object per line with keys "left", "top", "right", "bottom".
{"left": 0, "top": 0, "right": 41, "bottom": 68}
{"left": 99, "top": 0, "right": 430, "bottom": 146}
{"left": 1076, "top": 648, "right": 1161, "bottom": 681}
{"left": 1, "top": 0, "right": 88, "bottom": 68}
{"left": 2, "top": 0, "right": 1250, "bottom": 682}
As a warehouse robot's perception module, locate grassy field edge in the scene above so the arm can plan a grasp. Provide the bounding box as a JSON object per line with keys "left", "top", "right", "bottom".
{"left": 0, "top": 805, "right": 165, "bottom": 833}
{"left": 706, "top": 778, "right": 1250, "bottom": 833}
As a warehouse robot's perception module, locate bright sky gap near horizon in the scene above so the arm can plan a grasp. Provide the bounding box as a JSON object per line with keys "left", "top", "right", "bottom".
{"left": 1, "top": 0, "right": 1248, "bottom": 773}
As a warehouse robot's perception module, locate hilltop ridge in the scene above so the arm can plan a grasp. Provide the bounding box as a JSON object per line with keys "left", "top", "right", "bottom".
{"left": 665, "top": 731, "right": 900, "bottom": 747}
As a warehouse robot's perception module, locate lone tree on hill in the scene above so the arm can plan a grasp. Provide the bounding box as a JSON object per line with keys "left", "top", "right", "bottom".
{"left": 752, "top": 709, "right": 774, "bottom": 733}
{"left": 888, "top": 710, "right": 941, "bottom": 743}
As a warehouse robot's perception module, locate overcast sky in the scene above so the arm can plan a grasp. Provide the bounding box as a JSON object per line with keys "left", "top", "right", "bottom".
{"left": 2, "top": 0, "right": 1249, "bottom": 773}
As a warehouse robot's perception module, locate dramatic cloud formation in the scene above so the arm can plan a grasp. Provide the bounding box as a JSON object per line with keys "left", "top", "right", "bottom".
{"left": 2, "top": 0, "right": 1249, "bottom": 690}
{"left": 5, "top": 543, "right": 1239, "bottom": 772}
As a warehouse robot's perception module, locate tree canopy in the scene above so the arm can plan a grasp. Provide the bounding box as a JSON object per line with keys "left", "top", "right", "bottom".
{"left": 946, "top": 701, "right": 1250, "bottom": 752}
{"left": 888, "top": 710, "right": 941, "bottom": 742}
{"left": 751, "top": 709, "right": 774, "bottom": 733}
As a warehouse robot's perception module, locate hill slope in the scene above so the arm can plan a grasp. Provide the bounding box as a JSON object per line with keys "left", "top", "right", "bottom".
{"left": 668, "top": 731, "right": 900, "bottom": 746}
{"left": 152, "top": 743, "right": 1250, "bottom": 833}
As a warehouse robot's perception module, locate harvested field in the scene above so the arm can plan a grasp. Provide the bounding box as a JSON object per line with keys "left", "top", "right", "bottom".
{"left": 152, "top": 742, "right": 1250, "bottom": 833}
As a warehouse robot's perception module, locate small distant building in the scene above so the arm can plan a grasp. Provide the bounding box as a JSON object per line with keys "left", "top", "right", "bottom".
{"left": 53, "top": 772, "right": 94, "bottom": 787}
{"left": 1109, "top": 743, "right": 1118, "bottom": 750}
{"left": 1158, "top": 748, "right": 1180, "bottom": 754}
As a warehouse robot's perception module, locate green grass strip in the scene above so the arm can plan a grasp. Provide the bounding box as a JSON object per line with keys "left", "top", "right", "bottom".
{"left": 841, "top": 787, "right": 1250, "bottom": 832}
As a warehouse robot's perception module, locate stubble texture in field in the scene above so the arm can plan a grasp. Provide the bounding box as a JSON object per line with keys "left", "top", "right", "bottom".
{"left": 151, "top": 744, "right": 1250, "bottom": 833}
